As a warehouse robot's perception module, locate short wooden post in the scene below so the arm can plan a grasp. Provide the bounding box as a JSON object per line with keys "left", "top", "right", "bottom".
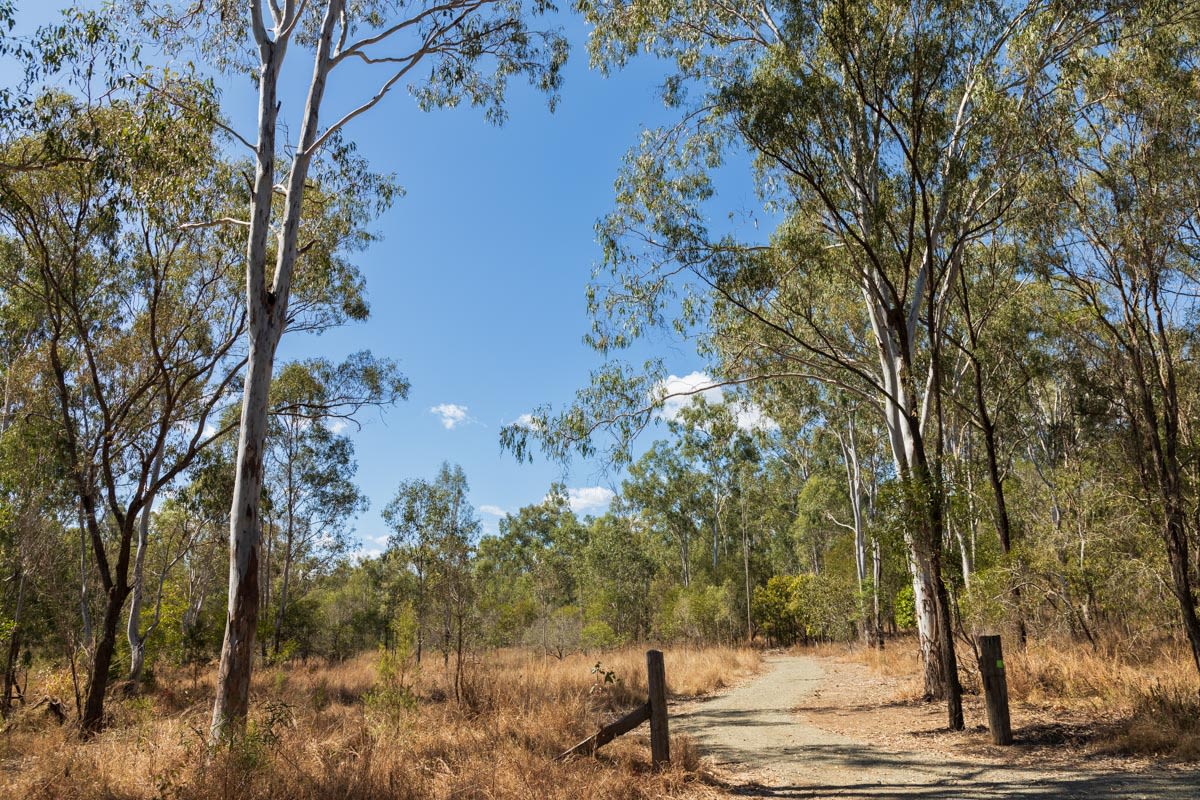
{"left": 978, "top": 634, "right": 1013, "bottom": 745}
{"left": 646, "top": 649, "right": 670, "bottom": 767}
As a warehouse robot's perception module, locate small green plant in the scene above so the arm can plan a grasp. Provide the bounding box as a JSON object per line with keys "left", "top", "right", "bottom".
{"left": 125, "top": 694, "right": 156, "bottom": 724}
{"left": 309, "top": 677, "right": 330, "bottom": 711}
{"left": 589, "top": 661, "right": 620, "bottom": 695}
{"left": 216, "top": 700, "right": 292, "bottom": 771}
{"left": 364, "top": 646, "right": 418, "bottom": 723}
{"left": 267, "top": 640, "right": 299, "bottom": 666}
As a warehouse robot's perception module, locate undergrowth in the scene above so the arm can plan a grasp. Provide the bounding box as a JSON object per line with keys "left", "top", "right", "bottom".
{"left": 0, "top": 645, "right": 760, "bottom": 799}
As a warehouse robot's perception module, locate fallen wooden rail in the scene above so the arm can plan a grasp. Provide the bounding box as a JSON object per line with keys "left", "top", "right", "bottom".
{"left": 557, "top": 701, "right": 650, "bottom": 759}
{"left": 556, "top": 649, "right": 670, "bottom": 767}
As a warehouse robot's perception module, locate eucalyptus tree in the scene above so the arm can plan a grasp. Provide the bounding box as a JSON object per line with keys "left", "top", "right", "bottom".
{"left": 0, "top": 403, "right": 62, "bottom": 716}
{"left": 0, "top": 305, "right": 65, "bottom": 715}
{"left": 624, "top": 440, "right": 709, "bottom": 588}
{"left": 262, "top": 359, "right": 395, "bottom": 657}
{"left": 133, "top": 0, "right": 566, "bottom": 735}
{"left": 1042, "top": 14, "right": 1200, "bottom": 671}
{"left": 672, "top": 398, "right": 764, "bottom": 635}
{"left": 0, "top": 54, "right": 392, "bottom": 730}
{"left": 826, "top": 400, "right": 890, "bottom": 646}
{"left": 478, "top": 488, "right": 585, "bottom": 651}
{"left": 942, "top": 245, "right": 1072, "bottom": 644}
{"left": 125, "top": 494, "right": 212, "bottom": 681}
{"left": 579, "top": 512, "right": 657, "bottom": 642}
{"left": 672, "top": 399, "right": 759, "bottom": 573}
{"left": 506, "top": 0, "right": 1122, "bottom": 728}
{"left": 749, "top": 376, "right": 886, "bottom": 642}
{"left": 383, "top": 463, "right": 479, "bottom": 673}
{"left": 0, "top": 82, "right": 252, "bottom": 732}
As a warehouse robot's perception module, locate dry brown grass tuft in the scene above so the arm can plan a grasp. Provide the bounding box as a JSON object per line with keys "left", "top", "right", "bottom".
{"left": 1116, "top": 680, "right": 1200, "bottom": 759}
{"left": 0, "top": 645, "right": 758, "bottom": 799}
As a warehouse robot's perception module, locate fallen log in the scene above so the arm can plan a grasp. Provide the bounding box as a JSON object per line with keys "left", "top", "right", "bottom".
{"left": 556, "top": 702, "right": 651, "bottom": 761}
{"left": 30, "top": 695, "right": 67, "bottom": 724}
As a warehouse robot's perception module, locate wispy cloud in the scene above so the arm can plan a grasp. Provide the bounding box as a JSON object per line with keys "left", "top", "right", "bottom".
{"left": 430, "top": 403, "right": 472, "bottom": 430}
{"left": 479, "top": 504, "right": 507, "bottom": 517}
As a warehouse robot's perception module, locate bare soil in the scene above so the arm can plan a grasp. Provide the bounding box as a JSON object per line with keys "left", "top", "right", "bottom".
{"left": 671, "top": 653, "right": 1200, "bottom": 799}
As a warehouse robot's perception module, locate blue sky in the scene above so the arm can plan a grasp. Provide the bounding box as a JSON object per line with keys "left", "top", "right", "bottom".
{"left": 6, "top": 4, "right": 762, "bottom": 553}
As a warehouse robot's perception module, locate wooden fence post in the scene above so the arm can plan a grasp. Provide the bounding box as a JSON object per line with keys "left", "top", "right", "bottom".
{"left": 978, "top": 634, "right": 1013, "bottom": 745}
{"left": 646, "top": 649, "right": 670, "bottom": 767}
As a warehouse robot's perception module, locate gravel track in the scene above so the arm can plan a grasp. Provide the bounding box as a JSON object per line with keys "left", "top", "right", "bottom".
{"left": 672, "top": 654, "right": 1200, "bottom": 799}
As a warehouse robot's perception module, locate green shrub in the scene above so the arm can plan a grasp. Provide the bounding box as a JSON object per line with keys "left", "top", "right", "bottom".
{"left": 363, "top": 647, "right": 418, "bottom": 724}
{"left": 581, "top": 620, "right": 620, "bottom": 650}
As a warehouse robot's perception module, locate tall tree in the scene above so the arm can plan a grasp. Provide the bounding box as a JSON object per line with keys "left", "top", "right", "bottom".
{"left": 0, "top": 81, "right": 248, "bottom": 732}
{"left": 262, "top": 361, "right": 379, "bottom": 657}
{"left": 1044, "top": 13, "right": 1200, "bottom": 671}
{"left": 383, "top": 463, "right": 479, "bottom": 695}
{"left": 134, "top": 0, "right": 565, "bottom": 736}
{"left": 505, "top": 0, "right": 1138, "bottom": 730}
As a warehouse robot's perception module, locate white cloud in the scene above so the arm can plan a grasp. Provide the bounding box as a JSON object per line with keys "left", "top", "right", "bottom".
{"left": 352, "top": 533, "right": 389, "bottom": 560}
{"left": 430, "top": 403, "right": 471, "bottom": 430}
{"left": 479, "top": 504, "right": 507, "bottom": 517}
{"left": 653, "top": 371, "right": 778, "bottom": 433}
{"left": 563, "top": 486, "right": 616, "bottom": 515}
{"left": 729, "top": 400, "right": 780, "bottom": 433}
{"left": 655, "top": 371, "right": 723, "bottom": 422}
{"left": 511, "top": 412, "right": 545, "bottom": 432}
{"left": 328, "top": 419, "right": 349, "bottom": 434}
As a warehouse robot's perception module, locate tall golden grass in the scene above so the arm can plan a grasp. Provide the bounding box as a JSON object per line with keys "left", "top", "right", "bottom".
{"left": 1005, "top": 636, "right": 1200, "bottom": 758}
{"left": 0, "top": 645, "right": 760, "bottom": 799}
{"left": 838, "top": 634, "right": 1200, "bottom": 759}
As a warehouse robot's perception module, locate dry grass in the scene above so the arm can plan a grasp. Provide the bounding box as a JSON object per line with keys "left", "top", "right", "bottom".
{"left": 836, "top": 633, "right": 1200, "bottom": 760}
{"left": 1003, "top": 637, "right": 1200, "bottom": 759}
{"left": 0, "top": 645, "right": 759, "bottom": 799}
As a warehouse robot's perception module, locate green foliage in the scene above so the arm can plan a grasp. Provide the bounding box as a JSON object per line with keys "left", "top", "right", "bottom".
{"left": 390, "top": 602, "right": 420, "bottom": 661}
{"left": 7, "top": 0, "right": 1200, "bottom": 723}
{"left": 753, "top": 576, "right": 801, "bottom": 645}
{"left": 581, "top": 621, "right": 620, "bottom": 651}
{"left": 753, "top": 573, "right": 859, "bottom": 645}
{"left": 894, "top": 585, "right": 916, "bottom": 632}
{"left": 579, "top": 514, "right": 656, "bottom": 641}
{"left": 959, "top": 566, "right": 1007, "bottom": 632}
{"left": 662, "top": 582, "right": 738, "bottom": 643}
{"left": 521, "top": 605, "right": 581, "bottom": 658}
{"left": 798, "top": 573, "right": 859, "bottom": 642}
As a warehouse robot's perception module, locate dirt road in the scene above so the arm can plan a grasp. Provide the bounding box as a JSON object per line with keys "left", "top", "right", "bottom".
{"left": 672, "top": 654, "right": 1200, "bottom": 799}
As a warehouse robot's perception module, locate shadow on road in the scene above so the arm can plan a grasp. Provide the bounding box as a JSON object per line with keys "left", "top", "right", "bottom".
{"left": 676, "top": 655, "right": 1200, "bottom": 799}
{"left": 710, "top": 743, "right": 1200, "bottom": 799}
